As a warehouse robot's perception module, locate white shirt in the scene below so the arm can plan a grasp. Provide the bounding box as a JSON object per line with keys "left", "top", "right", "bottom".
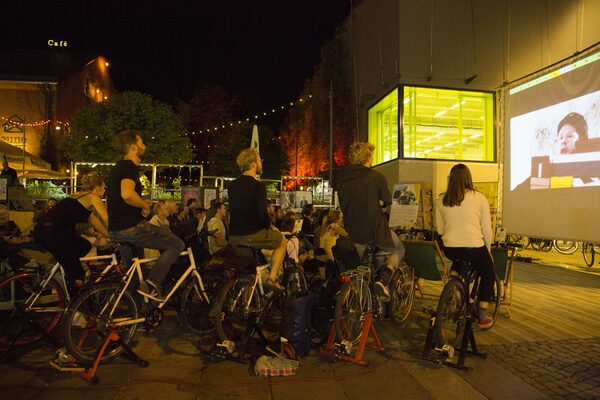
{"left": 435, "top": 190, "right": 492, "bottom": 251}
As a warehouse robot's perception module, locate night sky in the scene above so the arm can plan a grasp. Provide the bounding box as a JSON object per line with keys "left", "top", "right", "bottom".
{"left": 4, "top": 1, "right": 349, "bottom": 119}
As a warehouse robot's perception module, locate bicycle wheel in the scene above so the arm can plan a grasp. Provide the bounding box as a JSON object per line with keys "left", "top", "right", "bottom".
{"left": 553, "top": 240, "right": 579, "bottom": 255}
{"left": 434, "top": 278, "right": 467, "bottom": 348}
{"left": 389, "top": 266, "right": 415, "bottom": 325}
{"left": 62, "top": 282, "right": 140, "bottom": 364}
{"left": 179, "top": 278, "right": 215, "bottom": 335}
{"left": 282, "top": 265, "right": 308, "bottom": 298}
{"left": 0, "top": 272, "right": 66, "bottom": 347}
{"left": 531, "top": 239, "right": 552, "bottom": 252}
{"left": 213, "top": 276, "right": 262, "bottom": 342}
{"left": 582, "top": 243, "right": 595, "bottom": 267}
{"left": 334, "top": 280, "right": 371, "bottom": 345}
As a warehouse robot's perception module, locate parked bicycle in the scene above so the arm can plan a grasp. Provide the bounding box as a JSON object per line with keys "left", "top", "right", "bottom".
{"left": 60, "top": 247, "right": 216, "bottom": 365}
{"left": 582, "top": 242, "right": 599, "bottom": 267}
{"left": 333, "top": 243, "right": 415, "bottom": 346}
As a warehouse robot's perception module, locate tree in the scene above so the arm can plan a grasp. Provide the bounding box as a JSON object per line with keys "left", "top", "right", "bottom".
{"left": 280, "top": 35, "right": 356, "bottom": 181}
{"left": 207, "top": 123, "right": 288, "bottom": 180}
{"left": 60, "top": 91, "right": 192, "bottom": 164}
{"left": 186, "top": 82, "right": 238, "bottom": 163}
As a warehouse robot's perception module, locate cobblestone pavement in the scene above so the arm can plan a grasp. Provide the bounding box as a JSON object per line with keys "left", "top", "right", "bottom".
{"left": 482, "top": 337, "right": 600, "bottom": 399}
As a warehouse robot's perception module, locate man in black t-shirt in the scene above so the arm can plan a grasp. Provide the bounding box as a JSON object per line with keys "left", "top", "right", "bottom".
{"left": 228, "top": 148, "right": 287, "bottom": 291}
{"left": 107, "top": 130, "right": 184, "bottom": 301}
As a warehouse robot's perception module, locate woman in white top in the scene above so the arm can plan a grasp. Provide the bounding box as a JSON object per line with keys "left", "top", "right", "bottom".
{"left": 319, "top": 210, "right": 348, "bottom": 262}
{"left": 435, "top": 164, "right": 496, "bottom": 329}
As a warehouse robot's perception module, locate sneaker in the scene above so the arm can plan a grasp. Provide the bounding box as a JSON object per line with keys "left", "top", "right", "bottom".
{"left": 137, "top": 279, "right": 165, "bottom": 302}
{"left": 72, "top": 311, "right": 88, "bottom": 328}
{"left": 477, "top": 317, "right": 493, "bottom": 329}
{"left": 374, "top": 281, "right": 390, "bottom": 301}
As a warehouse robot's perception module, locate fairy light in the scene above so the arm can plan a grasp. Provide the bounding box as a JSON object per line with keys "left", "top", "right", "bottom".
{"left": 190, "top": 94, "right": 312, "bottom": 135}
{"left": 0, "top": 115, "right": 71, "bottom": 129}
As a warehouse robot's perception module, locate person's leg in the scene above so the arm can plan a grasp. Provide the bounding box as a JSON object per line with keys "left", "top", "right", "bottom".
{"left": 472, "top": 247, "right": 496, "bottom": 327}
{"left": 268, "top": 236, "right": 287, "bottom": 282}
{"left": 111, "top": 223, "right": 184, "bottom": 287}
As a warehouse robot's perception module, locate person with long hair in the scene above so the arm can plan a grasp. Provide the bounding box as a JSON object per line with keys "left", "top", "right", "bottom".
{"left": 434, "top": 163, "right": 496, "bottom": 329}
{"left": 34, "top": 173, "right": 109, "bottom": 289}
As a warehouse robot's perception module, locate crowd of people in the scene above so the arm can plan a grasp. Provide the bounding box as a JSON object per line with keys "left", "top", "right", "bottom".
{"left": 0, "top": 129, "right": 497, "bottom": 328}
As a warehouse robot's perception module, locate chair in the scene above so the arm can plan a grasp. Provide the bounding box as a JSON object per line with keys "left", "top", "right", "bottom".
{"left": 403, "top": 240, "right": 448, "bottom": 298}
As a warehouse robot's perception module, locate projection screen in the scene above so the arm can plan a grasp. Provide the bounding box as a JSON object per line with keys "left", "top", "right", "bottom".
{"left": 503, "top": 51, "right": 600, "bottom": 242}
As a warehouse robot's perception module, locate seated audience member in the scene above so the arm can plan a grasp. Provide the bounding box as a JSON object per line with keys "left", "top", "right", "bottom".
{"left": 187, "top": 198, "right": 201, "bottom": 219}
{"left": 312, "top": 209, "right": 329, "bottom": 248}
{"left": 196, "top": 207, "right": 207, "bottom": 232}
{"left": 300, "top": 204, "right": 314, "bottom": 234}
{"left": 207, "top": 201, "right": 231, "bottom": 257}
{"left": 319, "top": 210, "right": 349, "bottom": 262}
{"left": 77, "top": 223, "right": 109, "bottom": 258}
{"left": 279, "top": 212, "right": 302, "bottom": 264}
{"left": 150, "top": 200, "right": 170, "bottom": 229}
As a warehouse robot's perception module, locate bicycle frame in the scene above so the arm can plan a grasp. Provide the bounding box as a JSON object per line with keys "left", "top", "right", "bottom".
{"left": 106, "top": 247, "right": 208, "bottom": 327}
{"left": 6, "top": 253, "right": 119, "bottom": 314}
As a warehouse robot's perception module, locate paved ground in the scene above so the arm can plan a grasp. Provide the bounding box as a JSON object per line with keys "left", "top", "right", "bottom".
{"left": 1, "top": 249, "right": 598, "bottom": 400}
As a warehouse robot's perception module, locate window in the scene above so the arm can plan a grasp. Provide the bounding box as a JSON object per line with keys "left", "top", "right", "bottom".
{"left": 403, "top": 86, "right": 494, "bottom": 161}
{"left": 368, "top": 88, "right": 398, "bottom": 164}
{"left": 367, "top": 86, "right": 495, "bottom": 165}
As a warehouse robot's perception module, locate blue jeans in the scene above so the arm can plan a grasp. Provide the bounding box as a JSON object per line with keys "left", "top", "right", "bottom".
{"left": 110, "top": 221, "right": 185, "bottom": 286}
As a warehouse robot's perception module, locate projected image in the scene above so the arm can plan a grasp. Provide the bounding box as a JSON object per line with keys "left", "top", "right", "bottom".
{"left": 510, "top": 90, "right": 600, "bottom": 190}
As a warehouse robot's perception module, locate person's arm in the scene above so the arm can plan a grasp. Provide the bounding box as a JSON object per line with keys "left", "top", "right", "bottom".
{"left": 331, "top": 223, "right": 348, "bottom": 237}
{"left": 121, "top": 179, "right": 151, "bottom": 216}
{"left": 90, "top": 195, "right": 109, "bottom": 230}
{"left": 88, "top": 213, "right": 109, "bottom": 238}
{"left": 480, "top": 195, "right": 493, "bottom": 252}
{"left": 255, "top": 184, "right": 271, "bottom": 228}
{"left": 434, "top": 196, "right": 445, "bottom": 236}
{"left": 377, "top": 174, "right": 393, "bottom": 207}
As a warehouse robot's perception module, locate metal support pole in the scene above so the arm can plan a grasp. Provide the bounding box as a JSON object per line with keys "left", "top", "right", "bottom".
{"left": 22, "top": 125, "right": 26, "bottom": 186}
{"left": 329, "top": 79, "right": 333, "bottom": 190}
{"left": 151, "top": 165, "right": 157, "bottom": 200}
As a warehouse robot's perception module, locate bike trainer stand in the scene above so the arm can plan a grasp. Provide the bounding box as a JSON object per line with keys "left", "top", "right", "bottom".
{"left": 420, "top": 308, "right": 485, "bottom": 371}
{"left": 320, "top": 312, "right": 384, "bottom": 366}
{"left": 50, "top": 328, "right": 148, "bottom": 384}
{"left": 0, "top": 310, "right": 62, "bottom": 363}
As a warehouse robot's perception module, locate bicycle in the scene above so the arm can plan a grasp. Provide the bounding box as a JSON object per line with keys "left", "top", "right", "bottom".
{"left": 432, "top": 259, "right": 501, "bottom": 363}
{"left": 333, "top": 243, "right": 415, "bottom": 346}
{"left": 582, "top": 242, "right": 599, "bottom": 267}
{"left": 552, "top": 239, "right": 579, "bottom": 255}
{"left": 0, "top": 253, "right": 120, "bottom": 351}
{"left": 60, "top": 246, "right": 215, "bottom": 365}
{"left": 212, "top": 244, "right": 307, "bottom": 345}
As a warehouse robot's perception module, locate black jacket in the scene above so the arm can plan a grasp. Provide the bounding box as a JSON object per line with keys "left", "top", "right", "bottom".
{"left": 337, "top": 164, "right": 392, "bottom": 246}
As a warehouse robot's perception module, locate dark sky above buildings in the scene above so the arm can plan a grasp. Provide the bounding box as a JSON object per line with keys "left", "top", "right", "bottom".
{"left": 3, "top": 1, "right": 349, "bottom": 117}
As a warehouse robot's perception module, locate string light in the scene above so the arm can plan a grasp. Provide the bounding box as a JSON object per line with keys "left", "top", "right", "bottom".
{"left": 190, "top": 94, "right": 312, "bottom": 135}
{"left": 0, "top": 115, "right": 71, "bottom": 129}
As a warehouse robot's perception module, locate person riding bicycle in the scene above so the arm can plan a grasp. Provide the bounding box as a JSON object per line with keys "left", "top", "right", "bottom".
{"left": 337, "top": 142, "right": 405, "bottom": 300}
{"left": 228, "top": 148, "right": 287, "bottom": 291}
{"left": 34, "top": 173, "right": 109, "bottom": 290}
{"left": 434, "top": 163, "right": 496, "bottom": 329}
{"left": 107, "top": 130, "right": 184, "bottom": 301}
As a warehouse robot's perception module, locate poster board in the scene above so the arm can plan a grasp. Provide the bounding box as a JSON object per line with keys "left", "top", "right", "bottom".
{"left": 181, "top": 186, "right": 200, "bottom": 206}
{"left": 201, "top": 187, "right": 219, "bottom": 209}
{"left": 389, "top": 183, "right": 420, "bottom": 228}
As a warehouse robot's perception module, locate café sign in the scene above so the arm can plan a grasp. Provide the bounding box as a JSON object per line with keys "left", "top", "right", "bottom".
{"left": 47, "top": 39, "right": 68, "bottom": 47}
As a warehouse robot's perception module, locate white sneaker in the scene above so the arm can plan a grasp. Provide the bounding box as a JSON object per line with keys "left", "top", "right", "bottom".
{"left": 72, "top": 311, "right": 88, "bottom": 328}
